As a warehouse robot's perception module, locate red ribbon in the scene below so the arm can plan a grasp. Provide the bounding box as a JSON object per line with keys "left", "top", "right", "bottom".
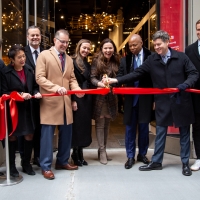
{"left": 0, "top": 92, "right": 24, "bottom": 140}
{"left": 40, "top": 88, "right": 110, "bottom": 97}
{"left": 112, "top": 87, "right": 179, "bottom": 94}
{"left": 1, "top": 87, "right": 199, "bottom": 140}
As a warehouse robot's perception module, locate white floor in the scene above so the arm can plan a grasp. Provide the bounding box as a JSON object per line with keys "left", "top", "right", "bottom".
{"left": 1, "top": 148, "right": 200, "bottom": 200}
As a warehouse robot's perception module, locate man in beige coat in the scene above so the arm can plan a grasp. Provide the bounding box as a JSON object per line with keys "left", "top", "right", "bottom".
{"left": 35, "top": 29, "right": 84, "bottom": 180}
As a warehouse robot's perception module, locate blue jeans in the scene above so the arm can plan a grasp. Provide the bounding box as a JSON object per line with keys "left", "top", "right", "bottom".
{"left": 152, "top": 125, "right": 190, "bottom": 164}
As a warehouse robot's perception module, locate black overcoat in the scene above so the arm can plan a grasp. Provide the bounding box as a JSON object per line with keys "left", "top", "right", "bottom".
{"left": 1, "top": 64, "right": 39, "bottom": 136}
{"left": 71, "top": 59, "right": 92, "bottom": 147}
{"left": 117, "top": 47, "right": 154, "bottom": 125}
{"left": 185, "top": 40, "right": 200, "bottom": 113}
{"left": 117, "top": 48, "right": 199, "bottom": 127}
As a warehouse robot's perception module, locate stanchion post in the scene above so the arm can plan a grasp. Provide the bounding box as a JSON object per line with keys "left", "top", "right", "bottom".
{"left": 0, "top": 101, "right": 23, "bottom": 186}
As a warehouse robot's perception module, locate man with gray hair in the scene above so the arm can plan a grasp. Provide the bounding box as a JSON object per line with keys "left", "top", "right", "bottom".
{"left": 104, "top": 30, "right": 199, "bottom": 176}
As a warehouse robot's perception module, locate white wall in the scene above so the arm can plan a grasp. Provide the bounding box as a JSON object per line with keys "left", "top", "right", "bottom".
{"left": 188, "top": 0, "right": 200, "bottom": 44}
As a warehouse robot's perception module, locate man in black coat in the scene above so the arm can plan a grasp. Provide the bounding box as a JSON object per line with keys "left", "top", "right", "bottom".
{"left": 105, "top": 30, "right": 199, "bottom": 176}
{"left": 117, "top": 34, "right": 153, "bottom": 169}
{"left": 19, "top": 26, "right": 43, "bottom": 167}
{"left": 185, "top": 19, "right": 200, "bottom": 171}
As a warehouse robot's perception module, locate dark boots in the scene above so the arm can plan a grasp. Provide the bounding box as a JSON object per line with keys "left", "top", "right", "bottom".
{"left": 71, "top": 147, "right": 82, "bottom": 166}
{"left": 21, "top": 140, "right": 35, "bottom": 175}
{"left": 9, "top": 140, "right": 19, "bottom": 177}
{"left": 78, "top": 148, "right": 88, "bottom": 166}
{"left": 71, "top": 147, "right": 88, "bottom": 166}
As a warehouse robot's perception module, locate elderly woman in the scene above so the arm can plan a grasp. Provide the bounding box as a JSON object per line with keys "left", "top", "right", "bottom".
{"left": 91, "top": 38, "right": 120, "bottom": 164}
{"left": 1, "top": 44, "right": 42, "bottom": 177}
{"left": 71, "top": 39, "right": 92, "bottom": 166}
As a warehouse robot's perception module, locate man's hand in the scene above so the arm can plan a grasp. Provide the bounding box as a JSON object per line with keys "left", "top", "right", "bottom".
{"left": 102, "top": 77, "right": 118, "bottom": 85}
{"left": 57, "top": 87, "right": 67, "bottom": 95}
{"left": 176, "top": 83, "right": 189, "bottom": 91}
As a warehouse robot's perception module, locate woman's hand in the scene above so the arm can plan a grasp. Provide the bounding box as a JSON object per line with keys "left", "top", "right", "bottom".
{"left": 21, "top": 92, "right": 32, "bottom": 100}
{"left": 72, "top": 101, "right": 78, "bottom": 111}
{"left": 34, "top": 92, "right": 42, "bottom": 99}
{"left": 97, "top": 81, "right": 105, "bottom": 88}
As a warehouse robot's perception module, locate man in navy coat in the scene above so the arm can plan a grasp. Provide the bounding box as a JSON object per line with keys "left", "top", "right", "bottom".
{"left": 105, "top": 30, "right": 199, "bottom": 176}
{"left": 117, "top": 34, "right": 153, "bottom": 169}
{"left": 185, "top": 19, "right": 200, "bottom": 171}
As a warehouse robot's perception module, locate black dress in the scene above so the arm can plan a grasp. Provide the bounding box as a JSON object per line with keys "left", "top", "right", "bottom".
{"left": 71, "top": 59, "right": 92, "bottom": 147}
{"left": 1, "top": 64, "right": 39, "bottom": 136}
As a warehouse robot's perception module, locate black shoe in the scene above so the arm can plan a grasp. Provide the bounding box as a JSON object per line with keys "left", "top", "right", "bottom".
{"left": 0, "top": 172, "right": 4, "bottom": 176}
{"left": 125, "top": 158, "right": 135, "bottom": 169}
{"left": 22, "top": 163, "right": 36, "bottom": 175}
{"left": 10, "top": 166, "right": 19, "bottom": 177}
{"left": 139, "top": 161, "right": 162, "bottom": 171}
{"left": 137, "top": 154, "right": 150, "bottom": 164}
{"left": 32, "top": 157, "right": 41, "bottom": 167}
{"left": 182, "top": 163, "right": 192, "bottom": 176}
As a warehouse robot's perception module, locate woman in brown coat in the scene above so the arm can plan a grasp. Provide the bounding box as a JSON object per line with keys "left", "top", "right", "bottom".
{"left": 91, "top": 38, "right": 120, "bottom": 164}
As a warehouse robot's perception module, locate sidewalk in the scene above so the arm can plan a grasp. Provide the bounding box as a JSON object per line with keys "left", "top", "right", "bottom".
{"left": 1, "top": 148, "right": 200, "bottom": 200}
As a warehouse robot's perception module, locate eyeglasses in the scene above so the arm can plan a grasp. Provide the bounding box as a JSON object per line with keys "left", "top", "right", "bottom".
{"left": 56, "top": 38, "right": 69, "bottom": 44}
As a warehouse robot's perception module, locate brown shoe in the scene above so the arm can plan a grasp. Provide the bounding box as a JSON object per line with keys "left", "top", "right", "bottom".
{"left": 55, "top": 164, "right": 78, "bottom": 170}
{"left": 42, "top": 170, "right": 55, "bottom": 180}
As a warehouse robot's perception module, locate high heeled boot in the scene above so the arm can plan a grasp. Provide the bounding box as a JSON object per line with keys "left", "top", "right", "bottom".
{"left": 104, "top": 117, "right": 112, "bottom": 161}
{"left": 71, "top": 147, "right": 82, "bottom": 166}
{"left": 9, "top": 140, "right": 19, "bottom": 177}
{"left": 78, "top": 147, "right": 88, "bottom": 165}
{"left": 96, "top": 118, "right": 107, "bottom": 165}
{"left": 22, "top": 140, "right": 35, "bottom": 175}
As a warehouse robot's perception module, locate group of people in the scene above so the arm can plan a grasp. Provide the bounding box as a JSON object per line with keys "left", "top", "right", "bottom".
{"left": 0, "top": 19, "right": 200, "bottom": 180}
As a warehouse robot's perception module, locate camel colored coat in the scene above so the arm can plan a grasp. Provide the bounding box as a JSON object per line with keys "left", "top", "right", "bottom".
{"left": 35, "top": 47, "right": 81, "bottom": 125}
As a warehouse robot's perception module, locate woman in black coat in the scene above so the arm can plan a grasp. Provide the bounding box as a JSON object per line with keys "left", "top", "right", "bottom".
{"left": 70, "top": 39, "right": 92, "bottom": 166}
{"left": 1, "top": 44, "right": 42, "bottom": 177}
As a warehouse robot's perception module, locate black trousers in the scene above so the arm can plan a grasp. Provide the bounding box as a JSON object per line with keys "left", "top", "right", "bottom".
{"left": 192, "top": 113, "right": 200, "bottom": 159}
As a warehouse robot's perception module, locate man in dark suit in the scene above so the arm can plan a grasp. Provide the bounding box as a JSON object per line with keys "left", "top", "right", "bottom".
{"left": 185, "top": 19, "right": 200, "bottom": 171}
{"left": 105, "top": 30, "right": 199, "bottom": 176}
{"left": 23, "top": 26, "right": 43, "bottom": 167}
{"left": 117, "top": 34, "right": 153, "bottom": 169}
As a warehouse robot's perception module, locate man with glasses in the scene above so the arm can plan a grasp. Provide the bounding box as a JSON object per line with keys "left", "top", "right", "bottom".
{"left": 35, "top": 29, "right": 84, "bottom": 180}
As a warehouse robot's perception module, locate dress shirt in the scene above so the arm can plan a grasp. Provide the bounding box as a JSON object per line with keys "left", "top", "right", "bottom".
{"left": 198, "top": 40, "right": 200, "bottom": 55}
{"left": 29, "top": 45, "right": 40, "bottom": 65}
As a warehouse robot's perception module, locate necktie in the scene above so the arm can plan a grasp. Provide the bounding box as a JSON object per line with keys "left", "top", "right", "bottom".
{"left": 137, "top": 54, "right": 141, "bottom": 67}
{"left": 198, "top": 44, "right": 200, "bottom": 55}
{"left": 162, "top": 55, "right": 169, "bottom": 63}
{"left": 34, "top": 50, "right": 38, "bottom": 61}
{"left": 59, "top": 53, "right": 65, "bottom": 72}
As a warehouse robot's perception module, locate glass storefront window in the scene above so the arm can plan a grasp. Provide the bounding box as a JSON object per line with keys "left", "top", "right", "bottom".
{"left": 1, "top": 0, "right": 55, "bottom": 65}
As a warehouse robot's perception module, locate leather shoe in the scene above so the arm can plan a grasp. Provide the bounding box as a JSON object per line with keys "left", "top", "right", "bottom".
{"left": 55, "top": 163, "right": 78, "bottom": 170}
{"left": 182, "top": 164, "right": 192, "bottom": 176}
{"left": 139, "top": 161, "right": 162, "bottom": 171}
{"left": 32, "top": 157, "right": 41, "bottom": 167}
{"left": 137, "top": 154, "right": 150, "bottom": 164}
{"left": 125, "top": 158, "right": 135, "bottom": 169}
{"left": 42, "top": 170, "right": 55, "bottom": 180}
